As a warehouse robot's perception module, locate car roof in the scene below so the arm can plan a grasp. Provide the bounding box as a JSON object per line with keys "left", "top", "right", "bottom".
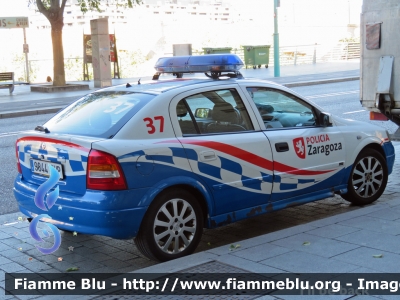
{"left": 95, "top": 76, "right": 282, "bottom": 95}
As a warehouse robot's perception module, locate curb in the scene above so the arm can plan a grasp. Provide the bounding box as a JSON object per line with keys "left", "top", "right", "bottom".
{"left": 0, "top": 76, "right": 359, "bottom": 119}
{"left": 0, "top": 107, "right": 62, "bottom": 119}
{"left": 282, "top": 76, "right": 359, "bottom": 88}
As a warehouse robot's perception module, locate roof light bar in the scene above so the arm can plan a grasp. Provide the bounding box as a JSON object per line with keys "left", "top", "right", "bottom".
{"left": 154, "top": 54, "right": 244, "bottom": 74}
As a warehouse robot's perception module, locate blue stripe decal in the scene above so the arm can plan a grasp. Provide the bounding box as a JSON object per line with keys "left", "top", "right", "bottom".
{"left": 69, "top": 160, "right": 84, "bottom": 172}
{"left": 152, "top": 155, "right": 174, "bottom": 164}
{"left": 198, "top": 162, "right": 222, "bottom": 180}
{"left": 220, "top": 157, "right": 242, "bottom": 175}
{"left": 184, "top": 148, "right": 198, "bottom": 161}
{"left": 280, "top": 183, "right": 297, "bottom": 190}
{"left": 170, "top": 147, "right": 187, "bottom": 159}
{"left": 38, "top": 149, "right": 48, "bottom": 156}
{"left": 298, "top": 179, "right": 315, "bottom": 184}
{"left": 119, "top": 150, "right": 145, "bottom": 160}
{"left": 261, "top": 172, "right": 273, "bottom": 183}
{"left": 241, "top": 175, "right": 262, "bottom": 190}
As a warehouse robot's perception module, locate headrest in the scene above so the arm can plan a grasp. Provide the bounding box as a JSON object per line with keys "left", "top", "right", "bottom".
{"left": 212, "top": 103, "right": 239, "bottom": 124}
{"left": 176, "top": 102, "right": 188, "bottom": 118}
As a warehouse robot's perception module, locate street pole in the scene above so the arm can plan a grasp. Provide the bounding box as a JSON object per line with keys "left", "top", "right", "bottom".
{"left": 273, "top": 0, "right": 280, "bottom": 77}
{"left": 23, "top": 27, "right": 30, "bottom": 83}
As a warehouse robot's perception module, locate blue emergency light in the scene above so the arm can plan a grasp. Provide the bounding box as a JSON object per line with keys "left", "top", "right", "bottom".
{"left": 153, "top": 54, "right": 244, "bottom": 80}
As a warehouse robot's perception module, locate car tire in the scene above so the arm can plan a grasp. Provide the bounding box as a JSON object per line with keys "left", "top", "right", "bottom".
{"left": 135, "top": 189, "right": 204, "bottom": 262}
{"left": 341, "top": 149, "right": 388, "bottom": 205}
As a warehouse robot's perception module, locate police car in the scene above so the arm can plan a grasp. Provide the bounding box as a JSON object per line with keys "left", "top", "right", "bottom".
{"left": 14, "top": 54, "right": 395, "bottom": 262}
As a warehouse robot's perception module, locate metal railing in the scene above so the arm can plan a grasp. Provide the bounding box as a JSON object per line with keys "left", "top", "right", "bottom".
{"left": 11, "top": 42, "right": 360, "bottom": 83}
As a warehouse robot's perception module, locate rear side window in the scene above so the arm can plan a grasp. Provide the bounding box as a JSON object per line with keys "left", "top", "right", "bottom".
{"left": 45, "top": 91, "right": 155, "bottom": 138}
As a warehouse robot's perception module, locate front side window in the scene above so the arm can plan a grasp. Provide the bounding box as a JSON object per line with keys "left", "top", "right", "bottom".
{"left": 246, "top": 87, "right": 316, "bottom": 129}
{"left": 176, "top": 89, "right": 254, "bottom": 135}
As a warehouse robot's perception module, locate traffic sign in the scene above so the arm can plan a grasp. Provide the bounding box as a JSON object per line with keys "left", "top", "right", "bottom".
{"left": 0, "top": 17, "right": 29, "bottom": 29}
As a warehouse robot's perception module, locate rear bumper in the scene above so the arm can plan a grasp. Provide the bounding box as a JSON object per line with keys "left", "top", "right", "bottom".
{"left": 14, "top": 176, "right": 148, "bottom": 239}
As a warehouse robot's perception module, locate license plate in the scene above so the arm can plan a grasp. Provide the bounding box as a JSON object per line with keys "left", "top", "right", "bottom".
{"left": 31, "top": 159, "right": 64, "bottom": 179}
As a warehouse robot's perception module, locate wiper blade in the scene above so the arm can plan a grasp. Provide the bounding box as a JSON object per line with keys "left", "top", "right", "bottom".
{"left": 34, "top": 125, "right": 50, "bottom": 133}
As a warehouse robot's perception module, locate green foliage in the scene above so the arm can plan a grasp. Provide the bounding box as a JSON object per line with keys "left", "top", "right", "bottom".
{"left": 29, "top": 0, "right": 142, "bottom": 15}
{"left": 339, "top": 37, "right": 360, "bottom": 43}
{"left": 118, "top": 50, "right": 146, "bottom": 78}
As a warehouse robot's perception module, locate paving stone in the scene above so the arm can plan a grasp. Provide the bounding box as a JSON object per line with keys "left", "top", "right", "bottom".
{"left": 365, "top": 208, "right": 400, "bottom": 221}
{"left": 77, "top": 240, "right": 106, "bottom": 249}
{"left": 231, "top": 243, "right": 292, "bottom": 262}
{"left": 336, "top": 229, "right": 400, "bottom": 254}
{"left": 106, "top": 251, "right": 138, "bottom": 261}
{"left": 1, "top": 237, "right": 26, "bottom": 246}
{"left": 305, "top": 224, "right": 361, "bottom": 238}
{"left": 0, "top": 231, "right": 12, "bottom": 239}
{"left": 0, "top": 227, "right": 32, "bottom": 238}
{"left": 0, "top": 262, "right": 26, "bottom": 272}
{"left": 66, "top": 259, "right": 105, "bottom": 272}
{"left": 69, "top": 246, "right": 98, "bottom": 257}
{"left": 1, "top": 248, "right": 27, "bottom": 259}
{"left": 217, "top": 254, "right": 284, "bottom": 273}
{"left": 0, "top": 256, "right": 13, "bottom": 265}
{"left": 95, "top": 245, "right": 121, "bottom": 255}
{"left": 333, "top": 247, "right": 400, "bottom": 273}
{"left": 101, "top": 258, "right": 133, "bottom": 270}
{"left": 60, "top": 252, "right": 87, "bottom": 263}
{"left": 271, "top": 233, "right": 359, "bottom": 258}
{"left": 88, "top": 266, "right": 118, "bottom": 273}
{"left": 260, "top": 251, "right": 359, "bottom": 273}
{"left": 24, "top": 260, "right": 53, "bottom": 272}
{"left": 0, "top": 243, "right": 13, "bottom": 252}
{"left": 340, "top": 216, "right": 400, "bottom": 235}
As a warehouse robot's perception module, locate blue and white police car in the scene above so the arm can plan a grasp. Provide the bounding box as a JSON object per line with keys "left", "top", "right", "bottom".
{"left": 14, "top": 54, "right": 395, "bottom": 261}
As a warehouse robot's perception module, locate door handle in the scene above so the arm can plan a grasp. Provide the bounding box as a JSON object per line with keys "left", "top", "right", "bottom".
{"left": 275, "top": 142, "right": 289, "bottom": 152}
{"left": 199, "top": 150, "right": 217, "bottom": 161}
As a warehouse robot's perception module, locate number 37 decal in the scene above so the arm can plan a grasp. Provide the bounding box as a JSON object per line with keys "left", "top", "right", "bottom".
{"left": 143, "top": 116, "right": 165, "bottom": 134}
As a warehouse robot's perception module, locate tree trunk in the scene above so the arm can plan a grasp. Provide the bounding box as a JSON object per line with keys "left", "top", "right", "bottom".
{"left": 35, "top": 0, "right": 67, "bottom": 86}
{"left": 50, "top": 21, "right": 66, "bottom": 86}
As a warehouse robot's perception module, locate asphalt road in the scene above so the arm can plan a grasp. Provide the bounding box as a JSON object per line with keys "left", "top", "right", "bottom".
{"left": 0, "top": 81, "right": 398, "bottom": 215}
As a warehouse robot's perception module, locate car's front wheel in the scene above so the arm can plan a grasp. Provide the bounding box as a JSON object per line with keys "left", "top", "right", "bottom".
{"left": 341, "top": 149, "right": 388, "bottom": 205}
{"left": 135, "top": 189, "right": 204, "bottom": 262}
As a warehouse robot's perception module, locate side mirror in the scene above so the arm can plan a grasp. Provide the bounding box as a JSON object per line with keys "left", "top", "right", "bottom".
{"left": 195, "top": 108, "right": 212, "bottom": 119}
{"left": 320, "top": 112, "right": 333, "bottom": 127}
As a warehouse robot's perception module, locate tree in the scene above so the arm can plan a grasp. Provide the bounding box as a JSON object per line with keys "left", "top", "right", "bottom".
{"left": 28, "top": 0, "right": 140, "bottom": 86}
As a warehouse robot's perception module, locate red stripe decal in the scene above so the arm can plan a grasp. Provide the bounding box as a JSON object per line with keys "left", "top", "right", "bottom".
{"left": 16, "top": 137, "right": 89, "bottom": 152}
{"left": 159, "top": 139, "right": 334, "bottom": 176}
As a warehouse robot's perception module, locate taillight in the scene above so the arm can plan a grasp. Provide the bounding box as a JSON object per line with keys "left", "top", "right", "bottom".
{"left": 15, "top": 141, "right": 22, "bottom": 174}
{"left": 87, "top": 150, "right": 127, "bottom": 190}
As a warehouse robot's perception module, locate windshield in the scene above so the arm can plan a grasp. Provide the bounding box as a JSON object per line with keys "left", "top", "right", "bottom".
{"left": 44, "top": 91, "right": 155, "bottom": 138}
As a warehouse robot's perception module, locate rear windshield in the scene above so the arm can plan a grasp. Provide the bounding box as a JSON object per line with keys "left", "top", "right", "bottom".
{"left": 44, "top": 91, "right": 155, "bottom": 138}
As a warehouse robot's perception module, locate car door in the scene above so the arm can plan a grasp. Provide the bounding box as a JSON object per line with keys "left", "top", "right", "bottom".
{"left": 169, "top": 84, "right": 274, "bottom": 216}
{"left": 241, "top": 85, "right": 346, "bottom": 202}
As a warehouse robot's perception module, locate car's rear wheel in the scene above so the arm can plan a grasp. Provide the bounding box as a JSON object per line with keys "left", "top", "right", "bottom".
{"left": 135, "top": 189, "right": 203, "bottom": 262}
{"left": 341, "top": 149, "right": 388, "bottom": 205}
